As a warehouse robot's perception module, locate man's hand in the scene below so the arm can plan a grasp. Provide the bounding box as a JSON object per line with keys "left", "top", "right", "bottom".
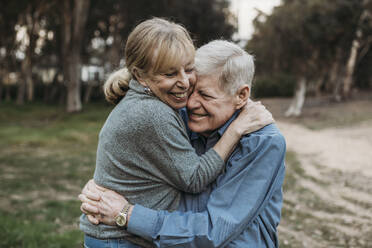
{"left": 232, "top": 99, "right": 274, "bottom": 136}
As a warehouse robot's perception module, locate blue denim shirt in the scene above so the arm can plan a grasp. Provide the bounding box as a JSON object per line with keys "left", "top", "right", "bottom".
{"left": 128, "top": 110, "right": 286, "bottom": 247}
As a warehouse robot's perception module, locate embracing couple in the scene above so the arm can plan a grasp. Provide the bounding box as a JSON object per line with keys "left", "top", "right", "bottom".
{"left": 78, "top": 17, "right": 286, "bottom": 248}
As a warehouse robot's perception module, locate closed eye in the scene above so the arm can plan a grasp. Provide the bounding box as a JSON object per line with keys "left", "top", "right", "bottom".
{"left": 185, "top": 67, "right": 194, "bottom": 73}
{"left": 200, "top": 92, "right": 214, "bottom": 99}
{"left": 164, "top": 71, "right": 177, "bottom": 77}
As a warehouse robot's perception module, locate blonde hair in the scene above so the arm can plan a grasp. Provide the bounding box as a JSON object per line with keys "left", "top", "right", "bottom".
{"left": 104, "top": 18, "right": 195, "bottom": 104}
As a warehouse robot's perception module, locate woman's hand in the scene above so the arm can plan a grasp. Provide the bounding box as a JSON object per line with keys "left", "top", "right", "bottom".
{"left": 95, "top": 187, "right": 129, "bottom": 226}
{"left": 232, "top": 100, "right": 274, "bottom": 136}
{"left": 78, "top": 179, "right": 130, "bottom": 226}
{"left": 79, "top": 179, "right": 103, "bottom": 224}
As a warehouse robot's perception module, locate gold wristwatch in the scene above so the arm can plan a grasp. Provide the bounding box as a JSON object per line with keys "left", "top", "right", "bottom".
{"left": 114, "top": 203, "right": 131, "bottom": 227}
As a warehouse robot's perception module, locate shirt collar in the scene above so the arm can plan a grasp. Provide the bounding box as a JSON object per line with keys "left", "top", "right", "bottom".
{"left": 189, "top": 109, "right": 241, "bottom": 141}
{"left": 129, "top": 79, "right": 147, "bottom": 94}
{"left": 217, "top": 110, "right": 240, "bottom": 136}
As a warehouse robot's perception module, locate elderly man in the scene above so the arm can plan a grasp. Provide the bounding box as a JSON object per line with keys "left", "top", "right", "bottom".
{"left": 80, "top": 40, "right": 286, "bottom": 247}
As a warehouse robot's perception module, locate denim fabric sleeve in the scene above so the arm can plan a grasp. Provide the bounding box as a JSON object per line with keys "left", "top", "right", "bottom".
{"left": 127, "top": 132, "right": 286, "bottom": 247}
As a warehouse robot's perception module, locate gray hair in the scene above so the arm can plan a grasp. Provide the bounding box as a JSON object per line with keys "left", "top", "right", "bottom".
{"left": 195, "top": 40, "right": 254, "bottom": 95}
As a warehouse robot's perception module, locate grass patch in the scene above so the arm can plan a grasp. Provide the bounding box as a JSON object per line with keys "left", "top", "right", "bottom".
{"left": 289, "top": 99, "right": 372, "bottom": 130}
{"left": 283, "top": 151, "right": 305, "bottom": 190}
{"left": 0, "top": 209, "right": 83, "bottom": 248}
{"left": 262, "top": 96, "right": 372, "bottom": 130}
{"left": 0, "top": 102, "right": 113, "bottom": 246}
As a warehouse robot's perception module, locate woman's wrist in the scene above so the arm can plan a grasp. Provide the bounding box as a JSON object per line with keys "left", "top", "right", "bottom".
{"left": 228, "top": 121, "right": 244, "bottom": 137}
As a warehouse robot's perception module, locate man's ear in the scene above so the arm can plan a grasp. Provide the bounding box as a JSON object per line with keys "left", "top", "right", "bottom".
{"left": 234, "top": 85, "right": 250, "bottom": 109}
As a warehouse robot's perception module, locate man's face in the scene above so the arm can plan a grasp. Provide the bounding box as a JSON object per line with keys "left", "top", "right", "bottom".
{"left": 187, "top": 74, "right": 237, "bottom": 136}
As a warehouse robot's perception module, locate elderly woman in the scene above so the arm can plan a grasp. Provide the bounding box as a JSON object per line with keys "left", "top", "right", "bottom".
{"left": 80, "top": 18, "right": 272, "bottom": 248}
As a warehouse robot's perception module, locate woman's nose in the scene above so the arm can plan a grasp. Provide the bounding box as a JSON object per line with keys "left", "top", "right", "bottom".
{"left": 177, "top": 70, "right": 190, "bottom": 89}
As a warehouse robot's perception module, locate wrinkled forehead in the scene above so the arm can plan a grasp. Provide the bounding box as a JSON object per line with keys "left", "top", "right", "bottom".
{"left": 195, "top": 74, "right": 225, "bottom": 93}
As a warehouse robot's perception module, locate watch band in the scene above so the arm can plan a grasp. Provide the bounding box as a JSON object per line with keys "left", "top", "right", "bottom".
{"left": 115, "top": 203, "right": 131, "bottom": 227}
{"left": 121, "top": 203, "right": 130, "bottom": 217}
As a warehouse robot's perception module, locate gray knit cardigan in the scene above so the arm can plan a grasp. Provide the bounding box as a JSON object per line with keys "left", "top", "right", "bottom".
{"left": 80, "top": 79, "right": 224, "bottom": 247}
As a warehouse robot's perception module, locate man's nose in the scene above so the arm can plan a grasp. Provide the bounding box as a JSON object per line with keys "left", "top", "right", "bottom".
{"left": 187, "top": 91, "right": 200, "bottom": 109}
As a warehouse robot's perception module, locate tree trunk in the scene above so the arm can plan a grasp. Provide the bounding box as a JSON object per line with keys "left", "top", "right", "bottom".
{"left": 66, "top": 52, "right": 83, "bottom": 112}
{"left": 314, "top": 76, "right": 324, "bottom": 97}
{"left": 63, "top": 0, "right": 90, "bottom": 113}
{"left": 83, "top": 84, "right": 94, "bottom": 104}
{"left": 20, "top": 4, "right": 39, "bottom": 103}
{"left": 342, "top": 33, "right": 361, "bottom": 99}
{"left": 5, "top": 85, "right": 11, "bottom": 102}
{"left": 0, "top": 69, "right": 3, "bottom": 102}
{"left": 43, "top": 83, "right": 49, "bottom": 103}
{"left": 342, "top": 1, "right": 370, "bottom": 99}
{"left": 25, "top": 7, "right": 36, "bottom": 102}
{"left": 4, "top": 73, "right": 12, "bottom": 102}
{"left": 16, "top": 59, "right": 29, "bottom": 105}
{"left": 326, "top": 47, "right": 343, "bottom": 101}
{"left": 16, "top": 81, "right": 26, "bottom": 105}
{"left": 25, "top": 56, "right": 34, "bottom": 102}
{"left": 107, "top": 32, "right": 123, "bottom": 70}
{"left": 285, "top": 77, "right": 307, "bottom": 117}
{"left": 0, "top": 81, "right": 3, "bottom": 102}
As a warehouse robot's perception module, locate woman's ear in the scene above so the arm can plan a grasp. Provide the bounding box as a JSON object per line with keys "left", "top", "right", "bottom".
{"left": 132, "top": 68, "right": 147, "bottom": 86}
{"left": 235, "top": 85, "right": 250, "bottom": 109}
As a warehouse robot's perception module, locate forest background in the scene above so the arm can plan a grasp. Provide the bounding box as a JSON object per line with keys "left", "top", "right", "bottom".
{"left": 1, "top": 0, "right": 371, "bottom": 247}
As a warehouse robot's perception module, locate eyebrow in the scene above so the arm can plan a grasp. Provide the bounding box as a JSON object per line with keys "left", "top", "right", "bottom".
{"left": 167, "top": 62, "right": 194, "bottom": 71}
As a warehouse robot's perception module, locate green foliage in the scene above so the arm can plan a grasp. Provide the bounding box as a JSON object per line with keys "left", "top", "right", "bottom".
{"left": 246, "top": 0, "right": 371, "bottom": 96}
{"left": 1, "top": 0, "right": 236, "bottom": 105}
{"left": 0, "top": 103, "right": 112, "bottom": 246}
{"left": 252, "top": 74, "right": 296, "bottom": 98}
{"left": 88, "top": 0, "right": 235, "bottom": 47}
{"left": 0, "top": 209, "right": 83, "bottom": 248}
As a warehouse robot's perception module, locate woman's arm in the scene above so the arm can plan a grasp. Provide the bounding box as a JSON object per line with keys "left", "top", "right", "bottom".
{"left": 138, "top": 100, "right": 273, "bottom": 194}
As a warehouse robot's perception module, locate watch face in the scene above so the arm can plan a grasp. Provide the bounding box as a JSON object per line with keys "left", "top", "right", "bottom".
{"left": 115, "top": 213, "right": 126, "bottom": 227}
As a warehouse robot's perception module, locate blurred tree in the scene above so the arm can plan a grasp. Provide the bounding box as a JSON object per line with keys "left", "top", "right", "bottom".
{"left": 64, "top": 0, "right": 235, "bottom": 105}
{"left": 17, "top": 0, "right": 54, "bottom": 104}
{"left": 61, "top": 0, "right": 90, "bottom": 112}
{"left": 80, "top": 0, "right": 235, "bottom": 104}
{"left": 164, "top": 0, "right": 236, "bottom": 47}
{"left": 0, "top": 1, "right": 20, "bottom": 102}
{"left": 85, "top": 0, "right": 235, "bottom": 70}
{"left": 342, "top": 0, "right": 372, "bottom": 99}
{"left": 0, "top": 1, "right": 57, "bottom": 104}
{"left": 1, "top": 0, "right": 235, "bottom": 108}
{"left": 247, "top": 0, "right": 371, "bottom": 116}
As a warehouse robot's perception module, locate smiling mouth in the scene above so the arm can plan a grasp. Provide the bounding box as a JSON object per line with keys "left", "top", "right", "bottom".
{"left": 189, "top": 112, "right": 208, "bottom": 118}
{"left": 171, "top": 92, "right": 188, "bottom": 99}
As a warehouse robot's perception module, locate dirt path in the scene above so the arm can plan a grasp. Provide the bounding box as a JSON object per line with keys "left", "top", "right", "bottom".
{"left": 276, "top": 120, "right": 372, "bottom": 248}
{"left": 278, "top": 120, "right": 372, "bottom": 177}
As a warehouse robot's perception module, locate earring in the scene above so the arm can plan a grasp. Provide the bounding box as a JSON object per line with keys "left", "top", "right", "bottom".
{"left": 144, "top": 86, "right": 153, "bottom": 96}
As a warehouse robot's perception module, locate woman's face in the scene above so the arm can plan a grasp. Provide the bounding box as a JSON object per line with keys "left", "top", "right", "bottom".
{"left": 147, "top": 58, "right": 196, "bottom": 110}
